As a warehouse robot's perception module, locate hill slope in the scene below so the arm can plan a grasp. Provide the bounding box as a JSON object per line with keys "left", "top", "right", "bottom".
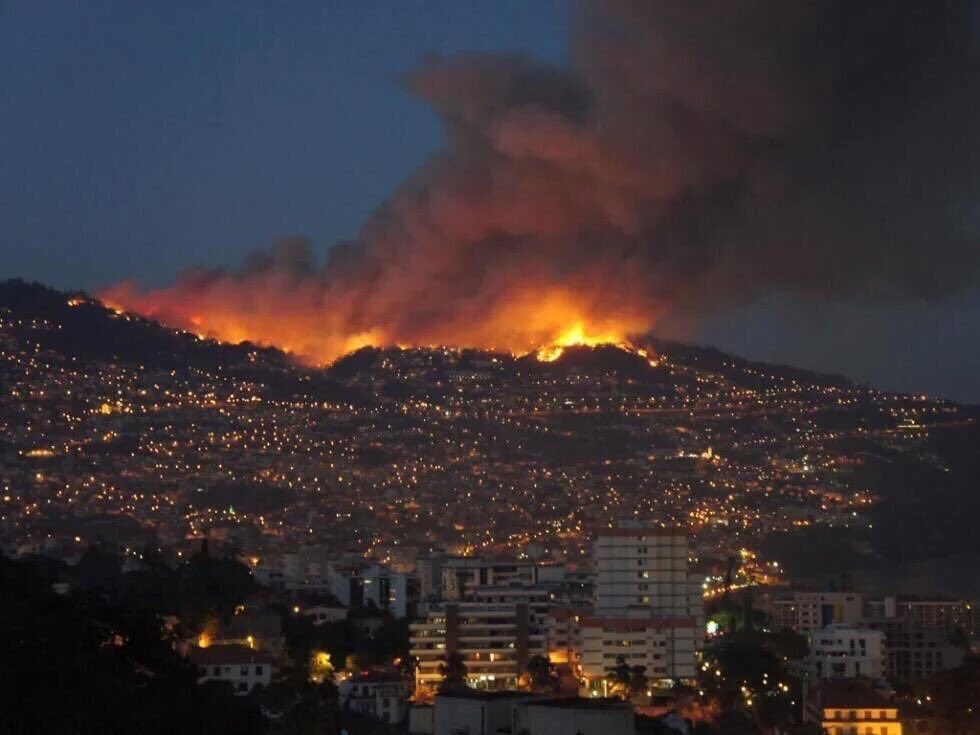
{"left": 1, "top": 279, "right": 977, "bottom": 588}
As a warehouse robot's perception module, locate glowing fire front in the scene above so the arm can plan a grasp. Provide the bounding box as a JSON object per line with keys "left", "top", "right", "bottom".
{"left": 100, "top": 281, "right": 655, "bottom": 367}
{"left": 534, "top": 322, "right": 631, "bottom": 362}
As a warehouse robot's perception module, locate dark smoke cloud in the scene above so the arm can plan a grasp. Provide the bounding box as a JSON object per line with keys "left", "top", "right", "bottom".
{"left": 104, "top": 0, "right": 980, "bottom": 363}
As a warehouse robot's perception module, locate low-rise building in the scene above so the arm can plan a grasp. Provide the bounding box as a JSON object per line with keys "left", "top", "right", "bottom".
{"left": 866, "top": 596, "right": 975, "bottom": 634}
{"left": 513, "top": 697, "right": 634, "bottom": 735}
{"left": 804, "top": 680, "right": 903, "bottom": 735}
{"left": 189, "top": 644, "right": 277, "bottom": 695}
{"left": 339, "top": 672, "right": 410, "bottom": 725}
{"left": 864, "top": 617, "right": 965, "bottom": 681}
{"left": 432, "top": 692, "right": 630, "bottom": 735}
{"left": 771, "top": 591, "right": 865, "bottom": 632}
{"left": 807, "top": 625, "right": 885, "bottom": 680}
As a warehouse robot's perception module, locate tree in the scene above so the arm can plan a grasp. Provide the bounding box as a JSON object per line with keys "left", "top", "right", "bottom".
{"left": 610, "top": 655, "right": 632, "bottom": 699}
{"left": 929, "top": 658, "right": 980, "bottom": 735}
{"left": 526, "top": 654, "right": 559, "bottom": 692}
{"left": 629, "top": 665, "right": 650, "bottom": 700}
{"left": 0, "top": 554, "right": 263, "bottom": 734}
{"left": 439, "top": 651, "right": 468, "bottom": 692}
{"left": 259, "top": 674, "right": 342, "bottom": 735}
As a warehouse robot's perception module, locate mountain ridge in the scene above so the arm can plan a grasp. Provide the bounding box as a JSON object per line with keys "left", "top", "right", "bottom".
{"left": 0, "top": 278, "right": 873, "bottom": 399}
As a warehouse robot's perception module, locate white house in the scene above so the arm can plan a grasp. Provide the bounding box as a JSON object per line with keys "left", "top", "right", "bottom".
{"left": 189, "top": 644, "right": 278, "bottom": 695}
{"left": 339, "top": 672, "right": 410, "bottom": 725}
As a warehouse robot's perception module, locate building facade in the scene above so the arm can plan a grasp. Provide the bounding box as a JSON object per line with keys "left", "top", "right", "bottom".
{"left": 864, "top": 617, "right": 966, "bottom": 681}
{"left": 865, "top": 596, "right": 974, "bottom": 634}
{"left": 805, "top": 682, "right": 903, "bottom": 735}
{"left": 339, "top": 673, "right": 410, "bottom": 725}
{"left": 584, "top": 524, "right": 703, "bottom": 686}
{"left": 577, "top": 617, "right": 700, "bottom": 689}
{"left": 593, "top": 526, "right": 702, "bottom": 621}
{"left": 189, "top": 644, "right": 277, "bottom": 694}
{"left": 807, "top": 625, "right": 885, "bottom": 680}
{"left": 771, "top": 591, "right": 865, "bottom": 632}
{"left": 410, "top": 601, "right": 547, "bottom": 691}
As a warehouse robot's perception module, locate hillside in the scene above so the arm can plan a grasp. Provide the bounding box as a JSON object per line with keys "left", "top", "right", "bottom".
{"left": 1, "top": 279, "right": 978, "bottom": 587}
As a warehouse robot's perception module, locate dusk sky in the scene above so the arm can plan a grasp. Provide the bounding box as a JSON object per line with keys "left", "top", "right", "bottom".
{"left": 2, "top": 1, "right": 978, "bottom": 402}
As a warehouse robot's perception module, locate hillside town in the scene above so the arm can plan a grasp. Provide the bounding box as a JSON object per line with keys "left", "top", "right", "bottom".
{"left": 2, "top": 285, "right": 979, "bottom": 733}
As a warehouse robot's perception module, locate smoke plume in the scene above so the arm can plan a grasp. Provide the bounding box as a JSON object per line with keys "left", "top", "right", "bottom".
{"left": 103, "top": 0, "right": 980, "bottom": 364}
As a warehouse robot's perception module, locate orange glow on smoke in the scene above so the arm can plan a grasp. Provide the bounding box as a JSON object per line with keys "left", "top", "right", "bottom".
{"left": 100, "top": 282, "right": 654, "bottom": 366}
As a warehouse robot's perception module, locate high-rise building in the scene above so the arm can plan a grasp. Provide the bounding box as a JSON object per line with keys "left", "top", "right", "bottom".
{"left": 573, "top": 523, "right": 703, "bottom": 687}
{"left": 593, "top": 526, "right": 701, "bottom": 622}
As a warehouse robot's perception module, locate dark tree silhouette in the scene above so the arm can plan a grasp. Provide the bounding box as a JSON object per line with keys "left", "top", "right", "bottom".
{"left": 439, "top": 651, "right": 468, "bottom": 692}
{"left": 0, "top": 555, "right": 262, "bottom": 734}
{"left": 526, "top": 654, "right": 560, "bottom": 692}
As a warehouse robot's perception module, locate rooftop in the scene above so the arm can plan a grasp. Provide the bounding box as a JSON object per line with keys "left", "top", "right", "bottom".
{"left": 525, "top": 697, "right": 630, "bottom": 711}
{"left": 188, "top": 644, "right": 278, "bottom": 667}
{"left": 816, "top": 681, "right": 897, "bottom": 710}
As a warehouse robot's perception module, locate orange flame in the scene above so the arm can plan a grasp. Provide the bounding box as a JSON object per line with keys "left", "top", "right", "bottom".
{"left": 100, "top": 280, "right": 655, "bottom": 366}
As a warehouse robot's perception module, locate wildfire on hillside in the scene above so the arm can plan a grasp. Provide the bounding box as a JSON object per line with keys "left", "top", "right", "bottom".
{"left": 99, "top": 282, "right": 654, "bottom": 366}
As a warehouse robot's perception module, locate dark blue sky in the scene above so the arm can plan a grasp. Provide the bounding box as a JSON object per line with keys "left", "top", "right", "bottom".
{"left": 0, "top": 0, "right": 569, "bottom": 286}
{"left": 1, "top": 1, "right": 977, "bottom": 402}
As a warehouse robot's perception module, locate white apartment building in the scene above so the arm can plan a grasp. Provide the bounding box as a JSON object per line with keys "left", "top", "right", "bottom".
{"left": 807, "top": 624, "right": 885, "bottom": 680}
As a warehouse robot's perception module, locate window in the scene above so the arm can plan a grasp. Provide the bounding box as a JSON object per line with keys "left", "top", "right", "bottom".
{"left": 255, "top": 665, "right": 264, "bottom": 676}
{"left": 213, "top": 666, "right": 221, "bottom": 676}
{"left": 241, "top": 666, "right": 249, "bottom": 676}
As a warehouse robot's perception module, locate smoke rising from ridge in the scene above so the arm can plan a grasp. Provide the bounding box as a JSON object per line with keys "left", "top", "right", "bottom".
{"left": 103, "top": 0, "right": 980, "bottom": 364}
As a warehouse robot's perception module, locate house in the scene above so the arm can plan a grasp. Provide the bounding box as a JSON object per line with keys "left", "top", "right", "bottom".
{"left": 189, "top": 644, "right": 278, "bottom": 695}
{"left": 513, "top": 697, "right": 634, "bottom": 735}
{"left": 213, "top": 606, "right": 287, "bottom": 658}
{"left": 339, "top": 671, "right": 410, "bottom": 725}
{"left": 805, "top": 680, "right": 902, "bottom": 735}
{"left": 432, "top": 691, "right": 631, "bottom": 735}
